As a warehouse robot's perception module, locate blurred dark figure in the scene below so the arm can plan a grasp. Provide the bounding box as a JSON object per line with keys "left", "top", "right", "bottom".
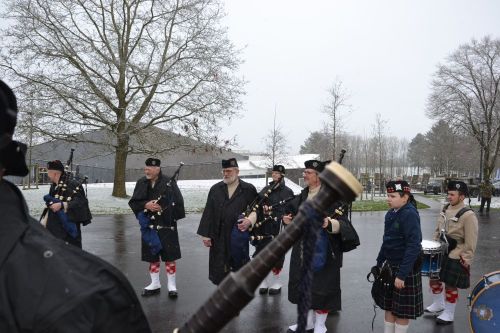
{"left": 479, "top": 180, "right": 495, "bottom": 213}
{"left": 0, "top": 80, "right": 151, "bottom": 332}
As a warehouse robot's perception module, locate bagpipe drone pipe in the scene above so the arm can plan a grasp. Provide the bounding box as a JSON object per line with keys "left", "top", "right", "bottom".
{"left": 175, "top": 161, "right": 363, "bottom": 333}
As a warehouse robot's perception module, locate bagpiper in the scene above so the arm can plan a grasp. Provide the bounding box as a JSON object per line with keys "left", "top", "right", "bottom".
{"left": 129, "top": 158, "right": 185, "bottom": 298}
{"left": 253, "top": 164, "right": 294, "bottom": 295}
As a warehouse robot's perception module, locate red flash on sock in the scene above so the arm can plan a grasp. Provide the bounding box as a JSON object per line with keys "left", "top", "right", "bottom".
{"left": 271, "top": 268, "right": 281, "bottom": 275}
{"left": 315, "top": 310, "right": 329, "bottom": 314}
{"left": 166, "top": 261, "right": 176, "bottom": 274}
{"left": 430, "top": 280, "right": 443, "bottom": 294}
{"left": 149, "top": 261, "right": 160, "bottom": 273}
{"left": 445, "top": 290, "right": 459, "bottom": 303}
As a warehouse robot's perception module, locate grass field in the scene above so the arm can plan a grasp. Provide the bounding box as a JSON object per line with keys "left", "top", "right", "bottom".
{"left": 351, "top": 199, "right": 430, "bottom": 211}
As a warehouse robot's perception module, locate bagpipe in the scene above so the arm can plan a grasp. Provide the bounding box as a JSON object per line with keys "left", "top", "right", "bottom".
{"left": 251, "top": 192, "right": 298, "bottom": 232}
{"left": 230, "top": 177, "right": 285, "bottom": 270}
{"left": 247, "top": 178, "right": 286, "bottom": 232}
{"left": 143, "top": 162, "right": 184, "bottom": 222}
{"left": 175, "top": 161, "right": 362, "bottom": 333}
{"left": 41, "top": 149, "right": 87, "bottom": 239}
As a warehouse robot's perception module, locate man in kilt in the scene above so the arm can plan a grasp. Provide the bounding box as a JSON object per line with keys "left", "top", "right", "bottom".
{"left": 425, "top": 180, "right": 478, "bottom": 325}
{"left": 253, "top": 165, "right": 294, "bottom": 295}
{"left": 374, "top": 181, "right": 423, "bottom": 333}
{"left": 129, "top": 158, "right": 185, "bottom": 298}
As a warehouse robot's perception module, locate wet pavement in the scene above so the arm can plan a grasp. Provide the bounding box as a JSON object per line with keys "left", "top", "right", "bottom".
{"left": 81, "top": 195, "right": 500, "bottom": 333}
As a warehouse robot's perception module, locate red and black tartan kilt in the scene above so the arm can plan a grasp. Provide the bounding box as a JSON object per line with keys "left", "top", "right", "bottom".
{"left": 374, "top": 265, "right": 424, "bottom": 319}
{"left": 439, "top": 256, "right": 470, "bottom": 289}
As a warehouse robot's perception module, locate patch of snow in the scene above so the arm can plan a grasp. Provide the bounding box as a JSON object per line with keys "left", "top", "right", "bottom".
{"left": 20, "top": 177, "right": 303, "bottom": 216}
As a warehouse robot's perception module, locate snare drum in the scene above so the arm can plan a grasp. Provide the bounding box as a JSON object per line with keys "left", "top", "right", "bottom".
{"left": 469, "top": 271, "right": 500, "bottom": 333}
{"left": 421, "top": 240, "right": 444, "bottom": 278}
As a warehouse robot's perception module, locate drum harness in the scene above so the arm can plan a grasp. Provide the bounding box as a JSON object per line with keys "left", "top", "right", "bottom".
{"left": 439, "top": 203, "right": 472, "bottom": 254}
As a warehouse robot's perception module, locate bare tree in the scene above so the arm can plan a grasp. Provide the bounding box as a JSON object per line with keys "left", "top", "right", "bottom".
{"left": 263, "top": 108, "right": 289, "bottom": 168}
{"left": 427, "top": 36, "right": 500, "bottom": 181}
{"left": 0, "top": 0, "right": 244, "bottom": 197}
{"left": 322, "top": 79, "right": 351, "bottom": 160}
{"left": 372, "top": 113, "right": 387, "bottom": 193}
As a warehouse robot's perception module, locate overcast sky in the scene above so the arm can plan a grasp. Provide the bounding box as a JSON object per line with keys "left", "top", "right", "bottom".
{"left": 220, "top": 0, "right": 500, "bottom": 154}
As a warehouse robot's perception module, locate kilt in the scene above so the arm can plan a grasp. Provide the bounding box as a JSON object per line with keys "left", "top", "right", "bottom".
{"left": 141, "top": 227, "right": 181, "bottom": 263}
{"left": 439, "top": 256, "right": 470, "bottom": 289}
{"left": 374, "top": 265, "right": 423, "bottom": 319}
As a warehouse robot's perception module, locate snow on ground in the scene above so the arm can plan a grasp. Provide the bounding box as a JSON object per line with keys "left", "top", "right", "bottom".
{"left": 20, "top": 177, "right": 304, "bottom": 217}
{"left": 21, "top": 179, "right": 496, "bottom": 217}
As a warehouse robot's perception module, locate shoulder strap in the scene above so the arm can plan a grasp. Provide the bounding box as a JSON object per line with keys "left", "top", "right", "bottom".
{"left": 442, "top": 203, "right": 450, "bottom": 213}
{"left": 455, "top": 207, "right": 473, "bottom": 219}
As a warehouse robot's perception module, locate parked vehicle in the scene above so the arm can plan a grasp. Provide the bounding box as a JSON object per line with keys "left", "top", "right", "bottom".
{"left": 492, "top": 180, "right": 500, "bottom": 196}
{"left": 424, "top": 180, "right": 442, "bottom": 195}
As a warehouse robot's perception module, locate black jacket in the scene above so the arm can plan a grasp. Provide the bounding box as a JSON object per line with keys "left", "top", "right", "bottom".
{"left": 287, "top": 186, "right": 344, "bottom": 311}
{"left": 129, "top": 172, "right": 185, "bottom": 262}
{"left": 44, "top": 177, "right": 92, "bottom": 248}
{"left": 197, "top": 179, "right": 257, "bottom": 285}
{"left": 0, "top": 179, "right": 151, "bottom": 333}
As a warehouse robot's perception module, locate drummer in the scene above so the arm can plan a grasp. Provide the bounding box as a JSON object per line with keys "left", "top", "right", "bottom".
{"left": 424, "top": 181, "right": 479, "bottom": 325}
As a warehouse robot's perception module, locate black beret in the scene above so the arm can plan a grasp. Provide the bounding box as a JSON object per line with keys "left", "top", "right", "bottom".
{"left": 47, "top": 160, "right": 65, "bottom": 172}
{"left": 386, "top": 180, "right": 411, "bottom": 193}
{"left": 0, "top": 80, "right": 18, "bottom": 150}
{"left": 447, "top": 180, "right": 468, "bottom": 195}
{"left": 222, "top": 158, "right": 238, "bottom": 168}
{"left": 145, "top": 158, "right": 161, "bottom": 167}
{"left": 272, "top": 165, "right": 285, "bottom": 174}
{"left": 304, "top": 160, "right": 324, "bottom": 173}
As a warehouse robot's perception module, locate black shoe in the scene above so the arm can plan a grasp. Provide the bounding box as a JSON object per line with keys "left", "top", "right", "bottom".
{"left": 168, "top": 290, "right": 178, "bottom": 298}
{"left": 259, "top": 288, "right": 268, "bottom": 295}
{"left": 436, "top": 318, "right": 453, "bottom": 325}
{"left": 269, "top": 287, "right": 281, "bottom": 295}
{"left": 141, "top": 288, "right": 160, "bottom": 297}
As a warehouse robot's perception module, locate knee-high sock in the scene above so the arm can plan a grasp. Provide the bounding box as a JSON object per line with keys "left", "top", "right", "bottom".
{"left": 314, "top": 311, "right": 328, "bottom": 333}
{"left": 394, "top": 323, "right": 408, "bottom": 333}
{"left": 426, "top": 279, "right": 445, "bottom": 312}
{"left": 145, "top": 261, "right": 161, "bottom": 290}
{"left": 437, "top": 288, "right": 458, "bottom": 322}
{"left": 384, "top": 320, "right": 395, "bottom": 333}
{"left": 166, "top": 261, "right": 176, "bottom": 291}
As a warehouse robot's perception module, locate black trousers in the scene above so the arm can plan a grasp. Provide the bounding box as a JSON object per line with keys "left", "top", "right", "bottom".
{"left": 480, "top": 197, "right": 491, "bottom": 212}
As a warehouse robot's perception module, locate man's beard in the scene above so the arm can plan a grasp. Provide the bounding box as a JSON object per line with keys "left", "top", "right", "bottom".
{"left": 223, "top": 174, "right": 238, "bottom": 185}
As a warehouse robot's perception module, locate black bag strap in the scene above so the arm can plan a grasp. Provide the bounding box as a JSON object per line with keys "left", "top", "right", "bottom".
{"left": 455, "top": 207, "right": 472, "bottom": 219}
{"left": 442, "top": 203, "right": 472, "bottom": 222}
{"left": 442, "top": 203, "right": 450, "bottom": 213}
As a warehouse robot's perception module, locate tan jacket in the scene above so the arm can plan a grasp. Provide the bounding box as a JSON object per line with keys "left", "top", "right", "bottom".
{"left": 433, "top": 201, "right": 478, "bottom": 265}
